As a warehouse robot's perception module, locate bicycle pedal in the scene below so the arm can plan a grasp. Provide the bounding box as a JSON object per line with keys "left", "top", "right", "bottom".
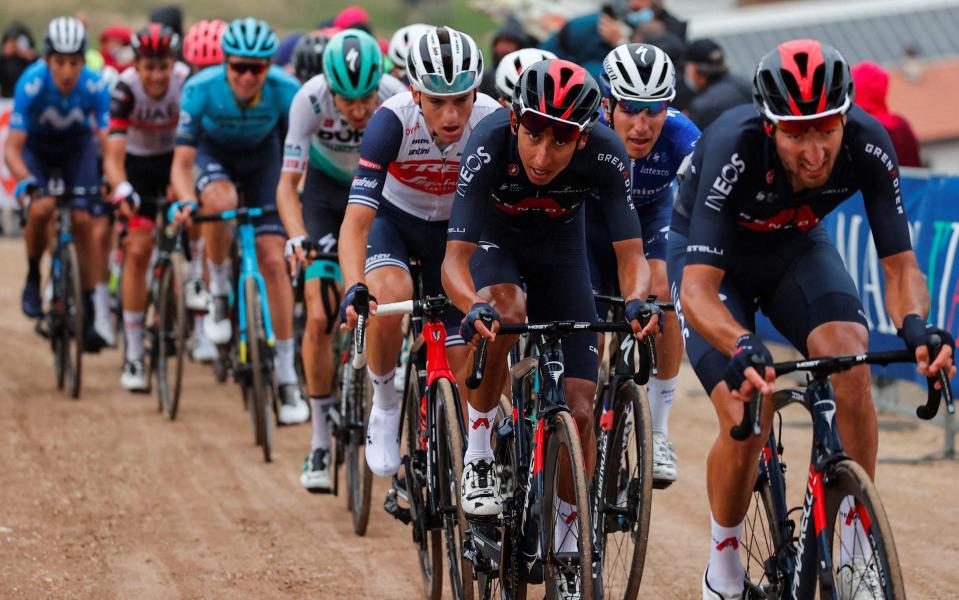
{"left": 652, "top": 478, "right": 675, "bottom": 490}
{"left": 384, "top": 488, "right": 412, "bottom": 525}
{"left": 465, "top": 513, "right": 499, "bottom": 525}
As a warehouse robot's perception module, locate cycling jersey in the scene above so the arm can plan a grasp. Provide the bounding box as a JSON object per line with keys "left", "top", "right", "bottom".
{"left": 347, "top": 91, "right": 501, "bottom": 221}
{"left": 282, "top": 73, "right": 407, "bottom": 184}
{"left": 672, "top": 104, "right": 912, "bottom": 268}
{"left": 10, "top": 61, "right": 109, "bottom": 148}
{"left": 175, "top": 64, "right": 299, "bottom": 148}
{"left": 109, "top": 62, "right": 190, "bottom": 156}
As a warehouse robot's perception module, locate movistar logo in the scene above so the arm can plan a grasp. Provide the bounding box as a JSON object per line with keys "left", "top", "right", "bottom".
{"left": 37, "top": 106, "right": 86, "bottom": 129}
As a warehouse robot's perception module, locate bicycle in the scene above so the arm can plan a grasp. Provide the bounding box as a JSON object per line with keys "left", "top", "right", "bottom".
{"left": 377, "top": 294, "right": 473, "bottom": 600}
{"left": 27, "top": 174, "right": 84, "bottom": 399}
{"left": 466, "top": 319, "right": 638, "bottom": 600}
{"left": 189, "top": 205, "right": 281, "bottom": 463}
{"left": 737, "top": 341, "right": 954, "bottom": 599}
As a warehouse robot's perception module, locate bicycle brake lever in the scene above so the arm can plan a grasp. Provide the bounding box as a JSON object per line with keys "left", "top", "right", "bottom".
{"left": 466, "top": 315, "right": 494, "bottom": 390}
{"left": 730, "top": 354, "right": 766, "bottom": 441}
{"left": 916, "top": 335, "right": 947, "bottom": 420}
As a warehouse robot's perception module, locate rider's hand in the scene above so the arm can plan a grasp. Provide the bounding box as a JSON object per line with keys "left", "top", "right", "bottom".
{"left": 112, "top": 181, "right": 141, "bottom": 219}
{"left": 339, "top": 283, "right": 378, "bottom": 330}
{"left": 460, "top": 302, "right": 500, "bottom": 348}
{"left": 899, "top": 314, "right": 957, "bottom": 382}
{"left": 284, "top": 235, "right": 315, "bottom": 276}
{"left": 171, "top": 200, "right": 197, "bottom": 227}
{"left": 598, "top": 12, "right": 629, "bottom": 47}
{"left": 724, "top": 333, "right": 776, "bottom": 401}
{"left": 625, "top": 299, "right": 664, "bottom": 340}
{"left": 14, "top": 176, "right": 38, "bottom": 207}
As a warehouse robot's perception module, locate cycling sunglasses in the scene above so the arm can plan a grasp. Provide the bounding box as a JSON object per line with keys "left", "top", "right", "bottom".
{"left": 617, "top": 98, "right": 670, "bottom": 115}
{"left": 419, "top": 70, "right": 478, "bottom": 95}
{"left": 517, "top": 109, "right": 584, "bottom": 143}
{"left": 228, "top": 61, "right": 268, "bottom": 76}
{"left": 775, "top": 113, "right": 844, "bottom": 136}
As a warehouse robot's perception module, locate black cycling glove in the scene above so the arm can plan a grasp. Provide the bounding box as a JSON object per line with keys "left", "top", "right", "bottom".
{"left": 339, "top": 283, "right": 376, "bottom": 323}
{"left": 460, "top": 302, "right": 499, "bottom": 343}
{"left": 899, "top": 314, "right": 955, "bottom": 359}
{"left": 724, "top": 333, "right": 773, "bottom": 393}
{"left": 624, "top": 299, "right": 664, "bottom": 334}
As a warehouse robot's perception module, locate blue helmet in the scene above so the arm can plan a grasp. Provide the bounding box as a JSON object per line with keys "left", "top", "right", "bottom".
{"left": 221, "top": 18, "right": 277, "bottom": 59}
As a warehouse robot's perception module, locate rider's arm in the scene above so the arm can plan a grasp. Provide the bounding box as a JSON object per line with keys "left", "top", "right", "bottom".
{"left": 170, "top": 145, "right": 197, "bottom": 203}
{"left": 169, "top": 79, "right": 204, "bottom": 203}
{"left": 882, "top": 251, "right": 930, "bottom": 327}
{"left": 102, "top": 80, "right": 134, "bottom": 189}
{"left": 276, "top": 85, "right": 316, "bottom": 240}
{"left": 680, "top": 263, "right": 748, "bottom": 355}
{"left": 3, "top": 130, "right": 30, "bottom": 181}
{"left": 339, "top": 204, "right": 376, "bottom": 288}
{"left": 5, "top": 67, "right": 38, "bottom": 181}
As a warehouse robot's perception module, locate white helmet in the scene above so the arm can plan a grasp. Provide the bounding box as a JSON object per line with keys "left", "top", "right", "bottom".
{"left": 388, "top": 24, "right": 431, "bottom": 74}
{"left": 602, "top": 43, "right": 676, "bottom": 102}
{"left": 44, "top": 16, "right": 86, "bottom": 55}
{"left": 494, "top": 48, "right": 557, "bottom": 101}
{"left": 406, "top": 26, "right": 483, "bottom": 96}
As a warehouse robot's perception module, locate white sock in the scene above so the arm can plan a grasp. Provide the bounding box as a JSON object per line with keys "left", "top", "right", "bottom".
{"left": 708, "top": 515, "right": 745, "bottom": 596}
{"left": 188, "top": 239, "right": 204, "bottom": 280}
{"left": 839, "top": 496, "right": 872, "bottom": 567}
{"left": 368, "top": 367, "right": 399, "bottom": 411}
{"left": 123, "top": 310, "right": 145, "bottom": 362}
{"left": 554, "top": 498, "right": 579, "bottom": 554}
{"left": 208, "top": 259, "right": 232, "bottom": 297}
{"left": 94, "top": 283, "right": 111, "bottom": 320}
{"left": 648, "top": 375, "right": 678, "bottom": 437}
{"left": 310, "top": 395, "right": 334, "bottom": 451}
{"left": 464, "top": 405, "right": 497, "bottom": 464}
{"left": 275, "top": 338, "right": 297, "bottom": 386}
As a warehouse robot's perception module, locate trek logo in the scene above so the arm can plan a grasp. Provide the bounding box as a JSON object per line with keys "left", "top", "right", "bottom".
{"left": 705, "top": 153, "right": 746, "bottom": 212}
{"left": 388, "top": 160, "right": 460, "bottom": 195}
{"left": 471, "top": 417, "right": 491, "bottom": 430}
{"left": 495, "top": 197, "right": 574, "bottom": 217}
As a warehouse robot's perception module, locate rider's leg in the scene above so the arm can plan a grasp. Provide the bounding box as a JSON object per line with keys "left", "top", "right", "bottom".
{"left": 121, "top": 227, "right": 153, "bottom": 362}
{"left": 256, "top": 234, "right": 294, "bottom": 380}
{"left": 89, "top": 213, "right": 114, "bottom": 343}
{"left": 303, "top": 276, "right": 338, "bottom": 443}
{"left": 648, "top": 258, "right": 682, "bottom": 483}
{"left": 22, "top": 196, "right": 55, "bottom": 316}
{"left": 199, "top": 180, "right": 237, "bottom": 294}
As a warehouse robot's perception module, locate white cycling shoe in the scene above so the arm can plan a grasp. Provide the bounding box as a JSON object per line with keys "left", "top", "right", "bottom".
{"left": 652, "top": 431, "right": 678, "bottom": 485}
{"left": 120, "top": 359, "right": 149, "bottom": 392}
{"left": 461, "top": 457, "right": 503, "bottom": 517}
{"left": 203, "top": 295, "right": 232, "bottom": 345}
{"left": 837, "top": 560, "right": 884, "bottom": 600}
{"left": 185, "top": 278, "right": 211, "bottom": 312}
{"left": 277, "top": 384, "right": 310, "bottom": 425}
{"left": 702, "top": 565, "right": 746, "bottom": 600}
{"left": 95, "top": 314, "right": 117, "bottom": 347}
{"left": 191, "top": 328, "right": 218, "bottom": 362}
{"left": 365, "top": 404, "right": 401, "bottom": 476}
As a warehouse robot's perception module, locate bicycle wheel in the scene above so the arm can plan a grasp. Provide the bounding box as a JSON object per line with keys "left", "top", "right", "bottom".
{"left": 156, "top": 253, "right": 187, "bottom": 419}
{"left": 822, "top": 460, "right": 905, "bottom": 600}
{"left": 542, "top": 410, "right": 597, "bottom": 600}
{"left": 59, "top": 243, "right": 83, "bottom": 399}
{"left": 740, "top": 442, "right": 787, "bottom": 598}
{"left": 436, "top": 378, "right": 475, "bottom": 600}
{"left": 403, "top": 362, "right": 443, "bottom": 599}
{"left": 598, "top": 382, "right": 652, "bottom": 600}
{"left": 245, "top": 277, "right": 273, "bottom": 463}
{"left": 345, "top": 330, "right": 373, "bottom": 535}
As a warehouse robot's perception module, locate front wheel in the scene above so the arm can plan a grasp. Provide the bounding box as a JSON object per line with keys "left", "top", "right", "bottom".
{"left": 57, "top": 243, "right": 84, "bottom": 399}
{"left": 822, "top": 460, "right": 905, "bottom": 600}
{"left": 156, "top": 253, "right": 187, "bottom": 419}
{"left": 436, "top": 378, "right": 474, "bottom": 600}
{"left": 245, "top": 277, "right": 274, "bottom": 463}
{"left": 345, "top": 330, "right": 373, "bottom": 535}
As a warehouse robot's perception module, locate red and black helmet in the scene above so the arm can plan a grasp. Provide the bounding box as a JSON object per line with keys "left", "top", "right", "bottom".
{"left": 512, "top": 59, "right": 602, "bottom": 132}
{"left": 132, "top": 23, "right": 180, "bottom": 60}
{"left": 753, "top": 39, "right": 854, "bottom": 122}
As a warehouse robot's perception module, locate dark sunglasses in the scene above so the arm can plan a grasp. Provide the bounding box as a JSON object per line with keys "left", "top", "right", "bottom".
{"left": 228, "top": 61, "right": 268, "bottom": 75}
{"left": 618, "top": 99, "right": 670, "bottom": 115}
{"left": 517, "top": 109, "right": 584, "bottom": 143}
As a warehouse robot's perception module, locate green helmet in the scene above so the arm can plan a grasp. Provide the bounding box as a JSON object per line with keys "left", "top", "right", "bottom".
{"left": 323, "top": 29, "right": 383, "bottom": 99}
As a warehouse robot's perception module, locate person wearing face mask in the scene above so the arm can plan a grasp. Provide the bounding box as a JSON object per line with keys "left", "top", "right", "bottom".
{"left": 98, "top": 26, "right": 135, "bottom": 91}
{"left": 683, "top": 38, "right": 751, "bottom": 131}
{"left": 0, "top": 23, "right": 37, "bottom": 98}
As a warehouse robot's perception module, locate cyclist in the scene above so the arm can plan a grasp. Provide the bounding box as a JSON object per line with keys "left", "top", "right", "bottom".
{"left": 385, "top": 23, "right": 430, "bottom": 84}
{"left": 171, "top": 18, "right": 309, "bottom": 424}
{"left": 290, "top": 32, "right": 330, "bottom": 84}
{"left": 492, "top": 47, "right": 556, "bottom": 108}
{"left": 4, "top": 16, "right": 112, "bottom": 352}
{"left": 588, "top": 43, "right": 700, "bottom": 486}
{"left": 102, "top": 24, "right": 189, "bottom": 390}
{"left": 278, "top": 29, "right": 406, "bottom": 491}
{"left": 182, "top": 19, "right": 225, "bottom": 74}
{"left": 443, "top": 59, "right": 661, "bottom": 543}
{"left": 338, "top": 26, "right": 500, "bottom": 478}
{"left": 665, "top": 40, "right": 956, "bottom": 600}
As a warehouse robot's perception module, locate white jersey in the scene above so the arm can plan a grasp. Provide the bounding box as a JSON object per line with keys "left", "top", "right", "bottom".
{"left": 108, "top": 62, "right": 190, "bottom": 156}
{"left": 282, "top": 73, "right": 407, "bottom": 184}
{"left": 348, "top": 91, "right": 502, "bottom": 221}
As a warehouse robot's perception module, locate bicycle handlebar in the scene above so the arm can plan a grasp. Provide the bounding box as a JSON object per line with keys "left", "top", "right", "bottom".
{"left": 593, "top": 293, "right": 675, "bottom": 311}
{"left": 351, "top": 284, "right": 370, "bottom": 369}
{"left": 191, "top": 205, "right": 278, "bottom": 223}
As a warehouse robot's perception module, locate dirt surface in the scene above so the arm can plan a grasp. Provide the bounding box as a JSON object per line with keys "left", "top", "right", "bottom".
{"left": 0, "top": 236, "right": 956, "bottom": 599}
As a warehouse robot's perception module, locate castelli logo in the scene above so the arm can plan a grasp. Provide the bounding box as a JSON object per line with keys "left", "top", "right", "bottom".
{"left": 766, "top": 170, "right": 775, "bottom": 184}
{"left": 508, "top": 163, "right": 520, "bottom": 176}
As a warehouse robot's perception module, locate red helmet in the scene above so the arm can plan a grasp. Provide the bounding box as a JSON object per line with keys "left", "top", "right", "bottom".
{"left": 183, "top": 19, "right": 226, "bottom": 68}
{"left": 753, "top": 39, "right": 854, "bottom": 122}
{"left": 512, "top": 59, "right": 602, "bottom": 132}
{"left": 132, "top": 24, "right": 180, "bottom": 59}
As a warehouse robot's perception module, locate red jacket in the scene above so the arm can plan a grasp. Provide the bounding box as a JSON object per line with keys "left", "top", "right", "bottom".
{"left": 851, "top": 61, "right": 922, "bottom": 167}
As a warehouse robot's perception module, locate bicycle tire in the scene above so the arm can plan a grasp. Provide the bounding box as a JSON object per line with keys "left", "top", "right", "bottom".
{"left": 63, "top": 243, "right": 83, "bottom": 399}
{"left": 346, "top": 334, "right": 373, "bottom": 535}
{"left": 403, "top": 363, "right": 443, "bottom": 599}
{"left": 436, "top": 378, "right": 475, "bottom": 600}
{"left": 740, "top": 443, "right": 787, "bottom": 598}
{"left": 542, "top": 410, "right": 598, "bottom": 600}
{"left": 157, "top": 253, "right": 187, "bottom": 419}
{"left": 821, "top": 460, "right": 905, "bottom": 600}
{"left": 245, "top": 277, "right": 273, "bottom": 463}
{"left": 598, "top": 382, "right": 652, "bottom": 600}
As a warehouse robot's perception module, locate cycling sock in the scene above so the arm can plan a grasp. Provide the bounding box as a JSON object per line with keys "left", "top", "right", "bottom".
{"left": 188, "top": 239, "right": 205, "bottom": 280}
{"left": 208, "top": 259, "right": 232, "bottom": 297}
{"left": 27, "top": 257, "right": 40, "bottom": 283}
{"left": 275, "top": 338, "right": 298, "bottom": 386}
{"left": 94, "top": 283, "right": 111, "bottom": 321}
{"left": 553, "top": 498, "right": 579, "bottom": 554}
{"left": 310, "top": 395, "right": 335, "bottom": 451}
{"left": 708, "top": 515, "right": 745, "bottom": 596}
{"left": 464, "top": 405, "right": 497, "bottom": 463}
{"left": 838, "top": 496, "right": 872, "bottom": 567}
{"left": 123, "top": 310, "right": 145, "bottom": 362}
{"left": 368, "top": 367, "right": 399, "bottom": 411}
{"left": 648, "top": 375, "right": 678, "bottom": 437}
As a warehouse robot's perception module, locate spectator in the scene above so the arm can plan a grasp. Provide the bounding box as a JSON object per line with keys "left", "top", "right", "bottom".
{"left": 683, "top": 38, "right": 751, "bottom": 130}
{"left": 0, "top": 22, "right": 36, "bottom": 98}
{"left": 479, "top": 16, "right": 536, "bottom": 98}
{"left": 100, "top": 26, "right": 134, "bottom": 73}
{"left": 851, "top": 61, "right": 921, "bottom": 167}
{"left": 275, "top": 33, "right": 302, "bottom": 68}
{"left": 149, "top": 5, "right": 183, "bottom": 37}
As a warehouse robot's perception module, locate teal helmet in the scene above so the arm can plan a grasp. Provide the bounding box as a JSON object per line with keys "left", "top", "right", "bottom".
{"left": 323, "top": 29, "right": 383, "bottom": 99}
{"left": 221, "top": 18, "right": 277, "bottom": 59}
